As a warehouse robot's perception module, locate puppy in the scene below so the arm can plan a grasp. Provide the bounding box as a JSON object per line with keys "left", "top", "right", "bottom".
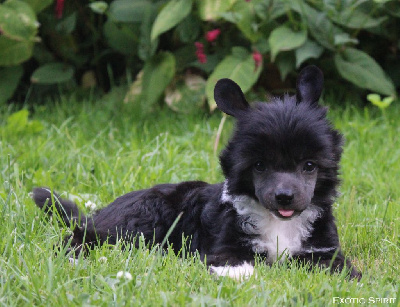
{"left": 33, "top": 65, "right": 361, "bottom": 279}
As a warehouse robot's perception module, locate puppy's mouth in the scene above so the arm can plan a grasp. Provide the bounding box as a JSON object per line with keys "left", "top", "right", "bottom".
{"left": 274, "top": 209, "right": 302, "bottom": 219}
{"left": 278, "top": 209, "right": 295, "bottom": 217}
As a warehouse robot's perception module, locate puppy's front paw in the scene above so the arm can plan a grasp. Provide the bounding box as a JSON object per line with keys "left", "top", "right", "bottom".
{"left": 349, "top": 267, "right": 362, "bottom": 281}
{"left": 210, "top": 262, "right": 255, "bottom": 280}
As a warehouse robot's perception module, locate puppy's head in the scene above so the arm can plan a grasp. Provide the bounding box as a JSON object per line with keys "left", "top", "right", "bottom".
{"left": 215, "top": 66, "right": 342, "bottom": 219}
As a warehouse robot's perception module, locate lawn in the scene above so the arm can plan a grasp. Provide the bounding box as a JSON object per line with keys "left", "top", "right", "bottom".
{"left": 0, "top": 94, "right": 399, "bottom": 306}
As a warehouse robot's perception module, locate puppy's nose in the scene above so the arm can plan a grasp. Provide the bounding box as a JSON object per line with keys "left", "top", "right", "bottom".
{"left": 275, "top": 189, "right": 294, "bottom": 206}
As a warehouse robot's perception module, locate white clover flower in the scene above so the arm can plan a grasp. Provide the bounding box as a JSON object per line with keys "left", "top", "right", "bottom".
{"left": 116, "top": 271, "right": 132, "bottom": 281}
{"left": 85, "top": 200, "right": 97, "bottom": 211}
{"left": 98, "top": 256, "right": 107, "bottom": 263}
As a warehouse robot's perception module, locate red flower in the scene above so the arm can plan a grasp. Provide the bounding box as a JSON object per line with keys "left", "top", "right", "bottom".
{"left": 194, "top": 42, "right": 203, "bottom": 50}
{"left": 197, "top": 53, "right": 207, "bottom": 64}
{"left": 205, "top": 29, "right": 221, "bottom": 42}
{"left": 252, "top": 51, "right": 262, "bottom": 70}
{"left": 195, "top": 42, "right": 207, "bottom": 64}
{"left": 55, "top": 0, "right": 65, "bottom": 19}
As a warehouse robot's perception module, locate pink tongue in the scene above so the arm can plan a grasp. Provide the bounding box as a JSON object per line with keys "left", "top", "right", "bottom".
{"left": 278, "top": 209, "right": 295, "bottom": 217}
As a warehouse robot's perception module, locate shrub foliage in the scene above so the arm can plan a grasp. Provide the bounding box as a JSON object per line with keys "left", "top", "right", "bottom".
{"left": 0, "top": 0, "right": 398, "bottom": 107}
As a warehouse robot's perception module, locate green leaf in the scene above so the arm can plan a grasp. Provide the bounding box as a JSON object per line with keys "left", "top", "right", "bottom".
{"left": 366, "top": 94, "right": 381, "bottom": 104}
{"left": 6, "top": 109, "right": 29, "bottom": 131}
{"left": 0, "top": 66, "right": 23, "bottom": 104}
{"left": 231, "top": 46, "right": 249, "bottom": 60}
{"left": 138, "top": 4, "right": 158, "bottom": 61}
{"left": 269, "top": 26, "right": 307, "bottom": 62}
{"left": 334, "top": 33, "right": 358, "bottom": 46}
{"left": 56, "top": 12, "right": 77, "bottom": 34}
{"left": 254, "top": 38, "right": 270, "bottom": 54}
{"left": 206, "top": 48, "right": 262, "bottom": 111}
{"left": 295, "top": 40, "right": 323, "bottom": 68}
{"left": 151, "top": 0, "right": 193, "bottom": 41}
{"left": 141, "top": 52, "right": 176, "bottom": 110}
{"left": 367, "top": 94, "right": 394, "bottom": 109}
{"left": 231, "top": 0, "right": 263, "bottom": 43}
{"left": 190, "top": 54, "right": 221, "bottom": 74}
{"left": 21, "top": 0, "right": 52, "bottom": 13}
{"left": 5, "top": 109, "right": 43, "bottom": 134}
{"left": 0, "top": 37, "right": 33, "bottom": 66}
{"left": 292, "top": 2, "right": 341, "bottom": 51}
{"left": 334, "top": 48, "right": 396, "bottom": 96}
{"left": 31, "top": 63, "right": 75, "bottom": 84}
{"left": 276, "top": 52, "right": 296, "bottom": 81}
{"left": 89, "top": 1, "right": 108, "bottom": 15}
{"left": 0, "top": 0, "right": 38, "bottom": 41}
{"left": 331, "top": 9, "right": 387, "bottom": 29}
{"left": 103, "top": 20, "right": 139, "bottom": 55}
{"left": 258, "top": 0, "right": 286, "bottom": 21}
{"left": 382, "top": 96, "right": 394, "bottom": 106}
{"left": 175, "top": 14, "right": 200, "bottom": 43}
{"left": 385, "top": 1, "right": 400, "bottom": 18}
{"left": 198, "top": 0, "right": 236, "bottom": 21}
{"left": 109, "top": 0, "right": 151, "bottom": 23}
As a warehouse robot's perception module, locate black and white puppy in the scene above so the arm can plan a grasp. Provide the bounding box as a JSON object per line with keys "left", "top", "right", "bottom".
{"left": 32, "top": 65, "right": 361, "bottom": 279}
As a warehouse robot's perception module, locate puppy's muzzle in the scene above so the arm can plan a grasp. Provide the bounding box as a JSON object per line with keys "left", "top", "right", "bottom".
{"left": 275, "top": 189, "right": 294, "bottom": 206}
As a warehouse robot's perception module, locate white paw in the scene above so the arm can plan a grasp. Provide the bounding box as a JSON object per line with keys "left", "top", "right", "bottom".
{"left": 210, "top": 262, "right": 254, "bottom": 280}
{"left": 68, "top": 257, "right": 79, "bottom": 265}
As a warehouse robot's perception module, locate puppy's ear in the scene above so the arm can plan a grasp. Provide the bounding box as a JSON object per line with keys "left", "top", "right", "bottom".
{"left": 214, "top": 78, "right": 249, "bottom": 117}
{"left": 296, "top": 65, "right": 324, "bottom": 106}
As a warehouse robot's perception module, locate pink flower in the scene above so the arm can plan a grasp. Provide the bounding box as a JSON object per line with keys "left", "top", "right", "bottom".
{"left": 195, "top": 42, "right": 207, "bottom": 64}
{"left": 194, "top": 42, "right": 203, "bottom": 50}
{"left": 205, "top": 29, "right": 221, "bottom": 42}
{"left": 197, "top": 53, "right": 207, "bottom": 64}
{"left": 252, "top": 51, "right": 262, "bottom": 69}
{"left": 55, "top": 0, "right": 65, "bottom": 19}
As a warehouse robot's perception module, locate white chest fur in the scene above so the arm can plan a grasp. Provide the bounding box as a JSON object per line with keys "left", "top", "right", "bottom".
{"left": 222, "top": 183, "right": 321, "bottom": 263}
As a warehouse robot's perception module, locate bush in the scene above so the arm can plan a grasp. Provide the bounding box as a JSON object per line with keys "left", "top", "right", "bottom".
{"left": 0, "top": 0, "right": 399, "bottom": 109}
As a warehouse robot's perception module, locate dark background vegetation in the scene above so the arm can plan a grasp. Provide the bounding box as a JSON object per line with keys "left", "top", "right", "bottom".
{"left": 0, "top": 0, "right": 399, "bottom": 110}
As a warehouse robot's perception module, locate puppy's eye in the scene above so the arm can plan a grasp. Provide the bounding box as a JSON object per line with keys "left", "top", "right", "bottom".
{"left": 303, "top": 161, "right": 317, "bottom": 173}
{"left": 254, "top": 161, "right": 266, "bottom": 172}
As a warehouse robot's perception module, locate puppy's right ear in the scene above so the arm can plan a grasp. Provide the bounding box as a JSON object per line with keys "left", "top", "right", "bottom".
{"left": 214, "top": 78, "right": 249, "bottom": 117}
{"left": 296, "top": 65, "right": 324, "bottom": 106}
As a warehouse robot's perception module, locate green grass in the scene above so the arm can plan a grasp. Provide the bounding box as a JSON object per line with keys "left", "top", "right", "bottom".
{"left": 0, "top": 94, "right": 399, "bottom": 306}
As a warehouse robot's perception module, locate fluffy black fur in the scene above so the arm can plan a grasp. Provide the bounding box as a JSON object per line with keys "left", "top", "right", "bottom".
{"left": 33, "top": 65, "right": 361, "bottom": 279}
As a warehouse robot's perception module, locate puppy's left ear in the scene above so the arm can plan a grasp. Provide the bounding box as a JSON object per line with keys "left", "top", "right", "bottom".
{"left": 296, "top": 65, "right": 324, "bottom": 106}
{"left": 214, "top": 78, "right": 249, "bottom": 117}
